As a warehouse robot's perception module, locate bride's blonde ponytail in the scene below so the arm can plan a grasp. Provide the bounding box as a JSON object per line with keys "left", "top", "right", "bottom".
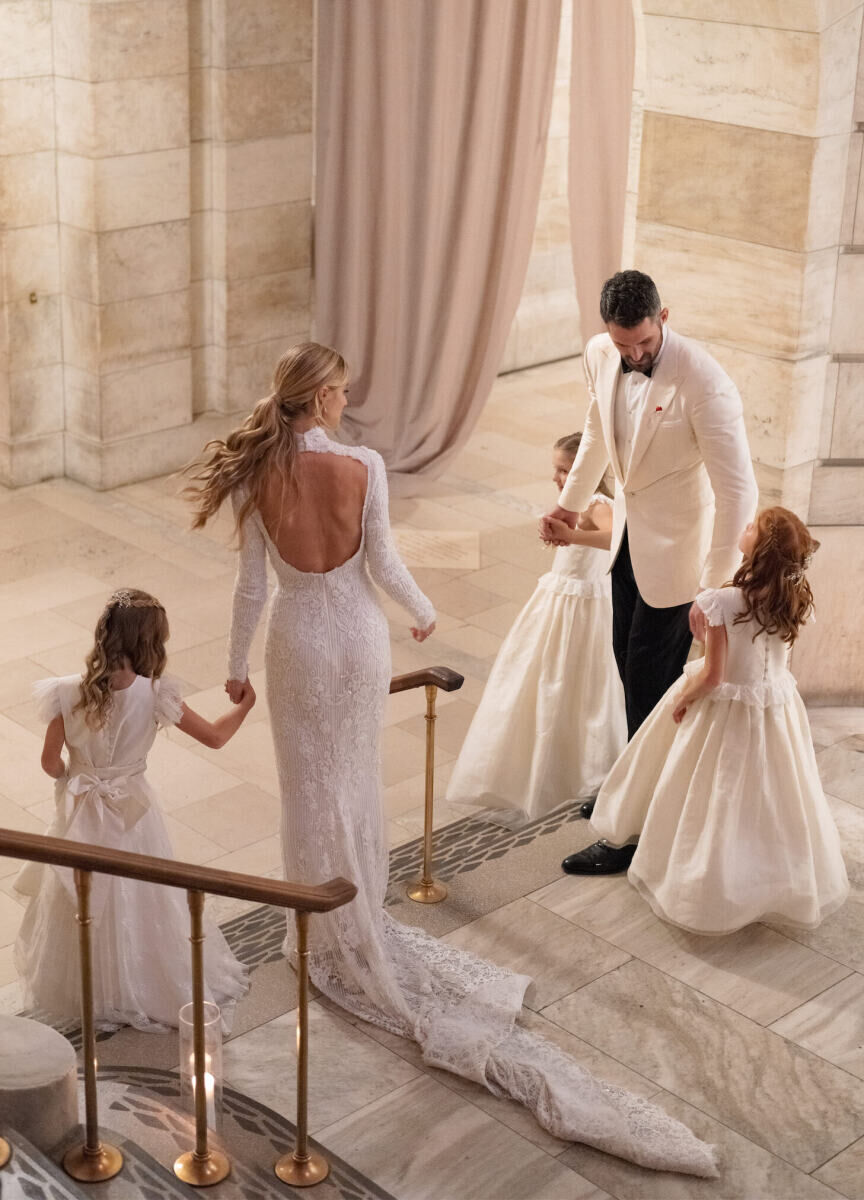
{"left": 183, "top": 342, "right": 348, "bottom": 533}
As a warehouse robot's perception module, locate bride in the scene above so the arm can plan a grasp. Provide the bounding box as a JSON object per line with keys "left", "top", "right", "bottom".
{"left": 184, "top": 342, "right": 717, "bottom": 1177}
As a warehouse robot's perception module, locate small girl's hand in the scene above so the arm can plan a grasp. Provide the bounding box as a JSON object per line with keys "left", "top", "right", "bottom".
{"left": 542, "top": 517, "right": 572, "bottom": 546}
{"left": 411, "top": 622, "right": 435, "bottom": 643}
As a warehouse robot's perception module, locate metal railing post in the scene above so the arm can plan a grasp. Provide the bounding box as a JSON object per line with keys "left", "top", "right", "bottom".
{"left": 174, "top": 890, "right": 230, "bottom": 1186}
{"left": 274, "top": 909, "right": 329, "bottom": 1187}
{"left": 63, "top": 869, "right": 123, "bottom": 1182}
{"left": 407, "top": 684, "right": 447, "bottom": 904}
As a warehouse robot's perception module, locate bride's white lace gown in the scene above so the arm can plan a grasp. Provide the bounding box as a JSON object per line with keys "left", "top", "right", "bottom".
{"left": 226, "top": 427, "right": 717, "bottom": 1177}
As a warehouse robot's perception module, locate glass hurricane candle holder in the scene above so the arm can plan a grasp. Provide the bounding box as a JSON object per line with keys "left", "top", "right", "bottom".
{"left": 178, "top": 1001, "right": 223, "bottom": 1133}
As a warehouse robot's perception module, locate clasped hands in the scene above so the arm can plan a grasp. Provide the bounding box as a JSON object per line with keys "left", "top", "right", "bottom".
{"left": 538, "top": 506, "right": 578, "bottom": 547}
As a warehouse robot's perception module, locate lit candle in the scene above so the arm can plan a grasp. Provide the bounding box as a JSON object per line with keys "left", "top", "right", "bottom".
{"left": 190, "top": 1056, "right": 217, "bottom": 1128}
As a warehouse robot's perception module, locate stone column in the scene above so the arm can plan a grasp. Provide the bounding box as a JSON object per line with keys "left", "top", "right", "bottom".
{"left": 54, "top": 0, "right": 195, "bottom": 489}
{"left": 0, "top": 1, "right": 64, "bottom": 485}
{"left": 191, "top": 0, "right": 313, "bottom": 414}
{"left": 633, "top": 1, "right": 864, "bottom": 700}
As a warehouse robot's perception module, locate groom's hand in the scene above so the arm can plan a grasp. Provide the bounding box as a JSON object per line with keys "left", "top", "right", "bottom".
{"left": 688, "top": 598, "right": 708, "bottom": 642}
{"left": 539, "top": 505, "right": 577, "bottom": 545}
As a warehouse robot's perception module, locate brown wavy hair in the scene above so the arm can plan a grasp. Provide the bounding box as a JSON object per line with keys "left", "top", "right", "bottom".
{"left": 75, "top": 589, "right": 169, "bottom": 729}
{"left": 731, "top": 507, "right": 819, "bottom": 645}
{"left": 554, "top": 432, "right": 613, "bottom": 498}
{"left": 183, "top": 342, "right": 348, "bottom": 534}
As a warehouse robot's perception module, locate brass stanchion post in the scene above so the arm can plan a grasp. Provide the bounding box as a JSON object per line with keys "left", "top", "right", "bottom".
{"left": 63, "top": 869, "right": 123, "bottom": 1182}
{"left": 174, "top": 890, "right": 230, "bottom": 1187}
{"left": 0, "top": 1136, "right": 11, "bottom": 1168}
{"left": 407, "top": 684, "right": 447, "bottom": 903}
{"left": 275, "top": 910, "right": 329, "bottom": 1186}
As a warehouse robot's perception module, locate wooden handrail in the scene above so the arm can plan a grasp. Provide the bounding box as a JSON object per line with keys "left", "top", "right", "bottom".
{"left": 0, "top": 829, "right": 356, "bottom": 913}
{"left": 389, "top": 666, "right": 464, "bottom": 695}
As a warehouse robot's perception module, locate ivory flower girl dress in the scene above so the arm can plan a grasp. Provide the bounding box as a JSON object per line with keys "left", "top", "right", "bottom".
{"left": 15, "top": 673, "right": 248, "bottom": 1031}
{"left": 592, "top": 585, "right": 849, "bottom": 934}
{"left": 447, "top": 493, "right": 626, "bottom": 822}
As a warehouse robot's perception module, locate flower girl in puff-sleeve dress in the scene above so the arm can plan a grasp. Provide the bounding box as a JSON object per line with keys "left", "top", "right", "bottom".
{"left": 14, "top": 588, "right": 252, "bottom": 1032}
{"left": 590, "top": 508, "right": 849, "bottom": 935}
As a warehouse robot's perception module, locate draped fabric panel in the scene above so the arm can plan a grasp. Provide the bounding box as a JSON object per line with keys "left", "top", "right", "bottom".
{"left": 315, "top": 0, "right": 561, "bottom": 485}
{"left": 569, "top": 1, "right": 635, "bottom": 343}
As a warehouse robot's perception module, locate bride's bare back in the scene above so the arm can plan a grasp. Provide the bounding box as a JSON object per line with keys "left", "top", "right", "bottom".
{"left": 257, "top": 450, "right": 368, "bottom": 573}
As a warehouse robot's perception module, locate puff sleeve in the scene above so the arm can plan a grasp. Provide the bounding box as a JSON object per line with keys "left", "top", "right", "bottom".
{"left": 32, "top": 677, "right": 63, "bottom": 724}
{"left": 154, "top": 675, "right": 185, "bottom": 728}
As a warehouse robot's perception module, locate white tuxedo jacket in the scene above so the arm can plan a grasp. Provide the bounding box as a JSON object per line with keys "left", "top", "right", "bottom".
{"left": 559, "top": 329, "right": 758, "bottom": 608}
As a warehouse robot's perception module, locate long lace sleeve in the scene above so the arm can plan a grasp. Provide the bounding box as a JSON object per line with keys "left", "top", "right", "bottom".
{"left": 364, "top": 452, "right": 436, "bottom": 628}
{"left": 227, "top": 491, "right": 269, "bottom": 680}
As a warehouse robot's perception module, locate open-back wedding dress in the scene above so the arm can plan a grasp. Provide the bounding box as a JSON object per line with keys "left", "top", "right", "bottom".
{"left": 226, "top": 426, "right": 717, "bottom": 1177}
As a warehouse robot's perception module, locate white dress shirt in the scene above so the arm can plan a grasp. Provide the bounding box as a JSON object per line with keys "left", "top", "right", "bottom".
{"left": 613, "top": 325, "right": 667, "bottom": 477}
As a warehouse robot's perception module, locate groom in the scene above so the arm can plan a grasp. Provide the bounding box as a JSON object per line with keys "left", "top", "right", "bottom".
{"left": 541, "top": 270, "right": 758, "bottom": 875}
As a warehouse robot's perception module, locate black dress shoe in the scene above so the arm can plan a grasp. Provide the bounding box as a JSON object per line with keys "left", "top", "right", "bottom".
{"left": 561, "top": 841, "right": 636, "bottom": 875}
{"left": 578, "top": 799, "right": 596, "bottom": 819}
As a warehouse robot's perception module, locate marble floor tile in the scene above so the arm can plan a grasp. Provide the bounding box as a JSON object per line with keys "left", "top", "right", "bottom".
{"left": 420, "top": 577, "right": 504, "bottom": 620}
{"left": 809, "top": 707, "right": 864, "bottom": 749}
{"left": 442, "top": 897, "right": 630, "bottom": 1011}
{"left": 542, "top": 958, "right": 864, "bottom": 1171}
{"left": 818, "top": 737, "right": 864, "bottom": 806}
{"left": 0, "top": 658, "right": 50, "bottom": 712}
{"left": 316, "top": 1074, "right": 609, "bottom": 1200}
{"left": 0, "top": 611, "right": 94, "bottom": 667}
{"left": 769, "top": 896, "right": 864, "bottom": 974}
{"left": 0, "top": 568, "right": 108, "bottom": 623}
{"left": 469, "top": 600, "right": 523, "bottom": 638}
{"left": 0, "top": 715, "right": 49, "bottom": 810}
{"left": 771, "top": 972, "right": 864, "bottom": 1080}
{"left": 171, "top": 783, "right": 280, "bottom": 852}
{"left": 829, "top": 793, "right": 864, "bottom": 899}
{"left": 206, "top": 834, "right": 283, "bottom": 877}
{"left": 531, "top": 874, "right": 854, "bottom": 1025}
{"left": 382, "top": 762, "right": 455, "bottom": 820}
{"left": 145, "top": 734, "right": 244, "bottom": 811}
{"left": 169, "top": 720, "right": 281, "bottom": 798}
{"left": 223, "top": 1000, "right": 421, "bottom": 1132}
{"left": 560, "top": 1088, "right": 844, "bottom": 1200}
{"left": 815, "top": 1135, "right": 864, "bottom": 1199}
{"left": 434, "top": 623, "right": 503, "bottom": 661}
{"left": 468, "top": 561, "right": 546, "bottom": 604}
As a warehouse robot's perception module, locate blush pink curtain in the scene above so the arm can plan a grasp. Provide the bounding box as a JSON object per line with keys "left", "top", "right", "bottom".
{"left": 569, "top": 0, "right": 635, "bottom": 343}
{"left": 315, "top": 0, "right": 561, "bottom": 485}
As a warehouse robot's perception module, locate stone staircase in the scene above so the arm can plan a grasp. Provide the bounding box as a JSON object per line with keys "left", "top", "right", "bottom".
{"left": 1, "top": 1068, "right": 394, "bottom": 1200}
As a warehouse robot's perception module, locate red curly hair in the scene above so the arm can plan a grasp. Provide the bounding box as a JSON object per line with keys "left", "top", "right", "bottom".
{"left": 731, "top": 507, "right": 819, "bottom": 645}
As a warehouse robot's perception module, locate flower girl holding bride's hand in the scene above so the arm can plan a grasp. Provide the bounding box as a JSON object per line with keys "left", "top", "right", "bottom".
{"left": 15, "top": 588, "right": 253, "bottom": 1031}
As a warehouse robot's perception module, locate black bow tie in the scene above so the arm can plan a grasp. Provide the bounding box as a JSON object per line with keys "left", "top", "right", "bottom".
{"left": 621, "top": 360, "right": 652, "bottom": 378}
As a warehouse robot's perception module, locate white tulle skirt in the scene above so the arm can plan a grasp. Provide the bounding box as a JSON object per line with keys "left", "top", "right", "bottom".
{"left": 447, "top": 576, "right": 626, "bottom": 821}
{"left": 15, "top": 802, "right": 248, "bottom": 1032}
{"left": 592, "top": 676, "right": 849, "bottom": 935}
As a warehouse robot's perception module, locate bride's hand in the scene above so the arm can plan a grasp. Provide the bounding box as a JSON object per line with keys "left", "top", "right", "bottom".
{"left": 225, "top": 678, "right": 250, "bottom": 704}
{"left": 411, "top": 622, "right": 435, "bottom": 643}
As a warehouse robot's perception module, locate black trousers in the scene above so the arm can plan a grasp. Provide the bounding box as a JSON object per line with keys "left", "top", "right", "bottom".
{"left": 611, "top": 528, "right": 693, "bottom": 740}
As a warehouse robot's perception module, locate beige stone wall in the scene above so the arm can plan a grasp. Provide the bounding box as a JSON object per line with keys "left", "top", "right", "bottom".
{"left": 0, "top": 0, "right": 313, "bottom": 490}
{"left": 633, "top": 1, "right": 864, "bottom": 700}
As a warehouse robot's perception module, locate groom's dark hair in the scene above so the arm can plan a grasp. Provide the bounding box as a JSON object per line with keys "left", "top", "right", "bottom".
{"left": 600, "top": 270, "right": 662, "bottom": 328}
